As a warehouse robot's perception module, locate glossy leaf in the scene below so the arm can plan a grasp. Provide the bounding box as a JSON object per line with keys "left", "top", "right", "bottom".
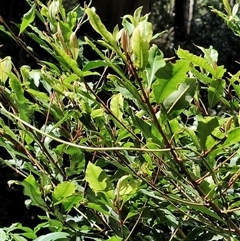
{"left": 145, "top": 44, "right": 165, "bottom": 87}
{"left": 115, "top": 175, "right": 141, "bottom": 200}
{"left": 153, "top": 60, "right": 190, "bottom": 103}
{"left": 177, "top": 48, "right": 226, "bottom": 79}
{"left": 163, "top": 78, "right": 196, "bottom": 116}
{"left": 34, "top": 232, "right": 70, "bottom": 241}
{"left": 19, "top": 6, "right": 36, "bottom": 35}
{"left": 85, "top": 8, "right": 116, "bottom": 46}
{"left": 131, "top": 26, "right": 149, "bottom": 69}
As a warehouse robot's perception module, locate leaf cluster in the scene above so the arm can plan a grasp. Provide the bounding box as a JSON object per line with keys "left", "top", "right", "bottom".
{"left": 0, "top": 0, "right": 240, "bottom": 240}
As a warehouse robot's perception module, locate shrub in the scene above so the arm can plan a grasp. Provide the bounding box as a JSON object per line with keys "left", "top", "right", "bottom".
{"left": 1, "top": 0, "right": 240, "bottom": 240}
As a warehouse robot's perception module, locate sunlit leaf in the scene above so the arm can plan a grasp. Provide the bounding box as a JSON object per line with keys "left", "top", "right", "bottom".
{"left": 19, "top": 6, "right": 36, "bottom": 35}
{"left": 110, "top": 93, "right": 123, "bottom": 121}
{"left": 86, "top": 162, "right": 114, "bottom": 199}
{"left": 153, "top": 60, "right": 190, "bottom": 103}
{"left": 34, "top": 232, "right": 70, "bottom": 241}
{"left": 146, "top": 44, "right": 165, "bottom": 87}
{"left": 0, "top": 56, "right": 12, "bottom": 84}
{"left": 52, "top": 182, "right": 76, "bottom": 202}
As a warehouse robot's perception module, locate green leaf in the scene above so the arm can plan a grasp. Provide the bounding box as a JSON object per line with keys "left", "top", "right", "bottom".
{"left": 61, "top": 195, "right": 83, "bottom": 212}
{"left": 65, "top": 147, "right": 85, "bottom": 177}
{"left": 69, "top": 32, "right": 79, "bottom": 60}
{"left": 208, "top": 79, "right": 225, "bottom": 108}
{"left": 195, "top": 45, "right": 218, "bottom": 66}
{"left": 128, "top": 108, "right": 153, "bottom": 140}
{"left": 146, "top": 44, "right": 165, "bottom": 87}
{"left": 22, "top": 175, "right": 47, "bottom": 209}
{"left": 163, "top": 78, "right": 196, "bottom": 116}
{"left": 153, "top": 60, "right": 190, "bottom": 103}
{"left": 86, "top": 162, "right": 114, "bottom": 199}
{"left": 115, "top": 175, "right": 141, "bottom": 199}
{"left": 197, "top": 117, "right": 219, "bottom": 150}
{"left": 224, "top": 127, "right": 240, "bottom": 146}
{"left": 19, "top": 6, "right": 36, "bottom": 35}
{"left": 9, "top": 75, "right": 25, "bottom": 102}
{"left": 85, "top": 8, "right": 116, "bottom": 46}
{"left": 107, "top": 236, "right": 123, "bottom": 241}
{"left": 83, "top": 60, "right": 107, "bottom": 71}
{"left": 0, "top": 56, "right": 12, "bottom": 83}
{"left": 52, "top": 182, "right": 76, "bottom": 202}
{"left": 34, "top": 232, "right": 70, "bottom": 241}
{"left": 177, "top": 48, "right": 226, "bottom": 79}
{"left": 10, "top": 234, "right": 27, "bottom": 241}
{"left": 223, "top": 0, "right": 232, "bottom": 15}
{"left": 0, "top": 229, "right": 7, "bottom": 241}
{"left": 131, "top": 27, "right": 149, "bottom": 69}
{"left": 110, "top": 93, "right": 124, "bottom": 121}
{"left": 88, "top": 202, "right": 112, "bottom": 217}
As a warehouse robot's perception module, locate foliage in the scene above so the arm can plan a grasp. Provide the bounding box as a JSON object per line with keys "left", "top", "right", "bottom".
{"left": 1, "top": 0, "right": 240, "bottom": 240}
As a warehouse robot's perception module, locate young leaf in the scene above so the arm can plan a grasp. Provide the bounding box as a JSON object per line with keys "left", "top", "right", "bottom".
{"left": 19, "top": 6, "right": 36, "bottom": 35}
{"left": 145, "top": 44, "right": 165, "bottom": 88}
{"left": 153, "top": 60, "right": 190, "bottom": 103}
{"left": 86, "top": 162, "right": 114, "bottom": 199}
{"left": 85, "top": 8, "right": 116, "bottom": 47}
{"left": 0, "top": 229, "right": 7, "bottom": 241}
{"left": 115, "top": 175, "right": 141, "bottom": 200}
{"left": 69, "top": 32, "right": 79, "bottom": 60}
{"left": 110, "top": 93, "right": 124, "bottom": 121}
{"left": 0, "top": 56, "right": 12, "bottom": 84}
{"left": 131, "top": 27, "right": 149, "bottom": 69}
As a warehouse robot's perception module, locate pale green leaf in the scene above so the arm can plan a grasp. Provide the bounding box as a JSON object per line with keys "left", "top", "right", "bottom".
{"left": 110, "top": 93, "right": 123, "bottom": 121}
{"left": 52, "top": 182, "right": 76, "bottom": 202}
{"left": 86, "top": 162, "right": 114, "bottom": 199}
{"left": 131, "top": 27, "right": 149, "bottom": 69}
{"left": 0, "top": 229, "right": 7, "bottom": 241}
{"left": 0, "top": 56, "right": 12, "bottom": 83}
{"left": 34, "top": 232, "right": 70, "bottom": 241}
{"left": 146, "top": 44, "right": 165, "bottom": 87}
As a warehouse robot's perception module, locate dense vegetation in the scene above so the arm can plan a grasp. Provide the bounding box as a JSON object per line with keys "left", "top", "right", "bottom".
{"left": 1, "top": 0, "right": 240, "bottom": 240}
